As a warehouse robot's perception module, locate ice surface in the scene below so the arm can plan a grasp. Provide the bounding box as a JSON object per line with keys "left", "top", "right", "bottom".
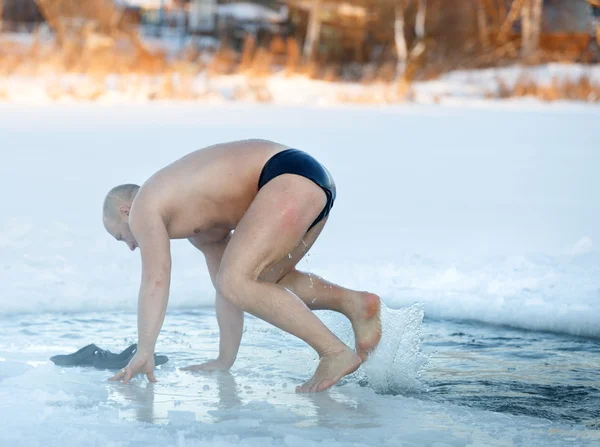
{"left": 1, "top": 311, "right": 597, "bottom": 446}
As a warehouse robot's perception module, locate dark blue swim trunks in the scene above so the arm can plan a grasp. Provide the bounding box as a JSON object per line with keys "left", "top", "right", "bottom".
{"left": 258, "top": 149, "right": 336, "bottom": 231}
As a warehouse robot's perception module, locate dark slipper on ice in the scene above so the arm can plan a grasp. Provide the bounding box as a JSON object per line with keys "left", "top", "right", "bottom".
{"left": 50, "top": 343, "right": 169, "bottom": 370}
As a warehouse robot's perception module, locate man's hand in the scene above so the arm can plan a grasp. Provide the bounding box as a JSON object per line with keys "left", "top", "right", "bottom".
{"left": 109, "top": 350, "right": 156, "bottom": 384}
{"left": 180, "top": 358, "right": 232, "bottom": 372}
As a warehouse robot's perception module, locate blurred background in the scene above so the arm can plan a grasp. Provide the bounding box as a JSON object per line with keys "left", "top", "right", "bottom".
{"left": 1, "top": 5, "right": 599, "bottom": 443}
{"left": 0, "top": 0, "right": 598, "bottom": 103}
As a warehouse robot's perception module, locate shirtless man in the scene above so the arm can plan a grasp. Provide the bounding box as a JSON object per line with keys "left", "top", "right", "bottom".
{"left": 103, "top": 139, "right": 381, "bottom": 392}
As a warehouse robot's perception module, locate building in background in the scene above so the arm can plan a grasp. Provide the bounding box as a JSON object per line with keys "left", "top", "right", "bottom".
{"left": 188, "top": 0, "right": 217, "bottom": 34}
{"left": 543, "top": 0, "right": 594, "bottom": 33}
{"left": 0, "top": 0, "right": 44, "bottom": 30}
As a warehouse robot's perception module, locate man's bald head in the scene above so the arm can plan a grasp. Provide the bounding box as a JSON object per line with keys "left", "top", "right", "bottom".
{"left": 103, "top": 184, "right": 140, "bottom": 222}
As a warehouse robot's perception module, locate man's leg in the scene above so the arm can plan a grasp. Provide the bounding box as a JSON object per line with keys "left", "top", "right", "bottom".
{"left": 216, "top": 174, "right": 361, "bottom": 393}
{"left": 258, "top": 222, "right": 381, "bottom": 362}
{"left": 277, "top": 270, "right": 381, "bottom": 362}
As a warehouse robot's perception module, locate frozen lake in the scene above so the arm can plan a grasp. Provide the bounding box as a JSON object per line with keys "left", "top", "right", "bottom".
{"left": 0, "top": 101, "right": 599, "bottom": 445}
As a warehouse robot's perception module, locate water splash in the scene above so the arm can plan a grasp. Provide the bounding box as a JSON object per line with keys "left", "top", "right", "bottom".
{"left": 319, "top": 302, "right": 429, "bottom": 395}
{"left": 359, "top": 303, "right": 429, "bottom": 395}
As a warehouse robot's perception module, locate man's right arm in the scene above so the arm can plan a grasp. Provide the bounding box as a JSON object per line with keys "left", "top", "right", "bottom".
{"left": 185, "top": 235, "right": 244, "bottom": 371}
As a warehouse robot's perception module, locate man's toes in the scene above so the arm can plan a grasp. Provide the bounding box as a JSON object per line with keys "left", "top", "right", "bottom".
{"left": 310, "top": 381, "right": 322, "bottom": 393}
{"left": 316, "top": 379, "right": 335, "bottom": 392}
{"left": 296, "top": 381, "right": 312, "bottom": 393}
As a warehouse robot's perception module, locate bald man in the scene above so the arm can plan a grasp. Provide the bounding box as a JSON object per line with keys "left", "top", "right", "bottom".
{"left": 103, "top": 139, "right": 381, "bottom": 393}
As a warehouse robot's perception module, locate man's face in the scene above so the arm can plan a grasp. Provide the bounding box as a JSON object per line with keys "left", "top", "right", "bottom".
{"left": 103, "top": 213, "right": 138, "bottom": 252}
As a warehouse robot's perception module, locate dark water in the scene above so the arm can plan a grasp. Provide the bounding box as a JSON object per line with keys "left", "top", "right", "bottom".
{"left": 419, "top": 318, "right": 600, "bottom": 428}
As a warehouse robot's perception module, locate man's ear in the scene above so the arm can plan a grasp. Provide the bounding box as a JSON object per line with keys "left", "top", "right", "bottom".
{"left": 119, "top": 205, "right": 130, "bottom": 217}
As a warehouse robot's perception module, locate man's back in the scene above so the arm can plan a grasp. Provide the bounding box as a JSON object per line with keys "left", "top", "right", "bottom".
{"left": 134, "top": 139, "right": 287, "bottom": 240}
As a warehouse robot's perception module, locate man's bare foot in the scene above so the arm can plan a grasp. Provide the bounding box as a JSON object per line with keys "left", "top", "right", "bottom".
{"left": 295, "top": 347, "right": 361, "bottom": 393}
{"left": 348, "top": 292, "right": 382, "bottom": 361}
{"left": 180, "top": 358, "right": 232, "bottom": 372}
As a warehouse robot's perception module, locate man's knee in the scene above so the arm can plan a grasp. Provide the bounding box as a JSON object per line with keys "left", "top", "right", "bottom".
{"left": 215, "top": 270, "right": 242, "bottom": 302}
{"left": 215, "top": 270, "right": 246, "bottom": 305}
{"left": 276, "top": 268, "right": 300, "bottom": 286}
{"left": 259, "top": 264, "right": 286, "bottom": 284}
{"left": 258, "top": 262, "right": 299, "bottom": 285}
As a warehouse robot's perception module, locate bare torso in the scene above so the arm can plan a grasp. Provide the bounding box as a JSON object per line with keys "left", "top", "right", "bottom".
{"left": 131, "top": 139, "right": 288, "bottom": 245}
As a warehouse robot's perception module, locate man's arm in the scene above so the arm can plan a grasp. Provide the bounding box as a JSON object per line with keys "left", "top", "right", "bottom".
{"left": 132, "top": 212, "right": 172, "bottom": 356}
{"left": 186, "top": 235, "right": 244, "bottom": 370}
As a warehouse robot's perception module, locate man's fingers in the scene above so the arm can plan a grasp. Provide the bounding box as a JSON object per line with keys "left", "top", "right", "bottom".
{"left": 108, "top": 369, "right": 125, "bottom": 381}
{"left": 108, "top": 364, "right": 156, "bottom": 384}
{"left": 122, "top": 368, "right": 133, "bottom": 384}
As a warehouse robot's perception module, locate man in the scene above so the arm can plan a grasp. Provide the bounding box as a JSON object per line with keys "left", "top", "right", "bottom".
{"left": 103, "top": 139, "right": 381, "bottom": 393}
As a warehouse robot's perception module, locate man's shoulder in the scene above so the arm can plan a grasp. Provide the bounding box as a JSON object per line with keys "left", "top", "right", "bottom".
{"left": 129, "top": 193, "right": 166, "bottom": 231}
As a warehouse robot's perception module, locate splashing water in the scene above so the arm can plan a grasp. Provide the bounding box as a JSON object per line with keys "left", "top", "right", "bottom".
{"left": 359, "top": 303, "right": 428, "bottom": 394}
{"left": 319, "top": 303, "right": 429, "bottom": 395}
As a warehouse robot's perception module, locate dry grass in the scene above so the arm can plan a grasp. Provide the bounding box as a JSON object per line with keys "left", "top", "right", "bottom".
{"left": 335, "top": 78, "right": 414, "bottom": 104}
{"left": 238, "top": 34, "right": 256, "bottom": 72}
{"left": 493, "top": 74, "right": 600, "bottom": 102}
{"left": 206, "top": 47, "right": 238, "bottom": 77}
{"left": 249, "top": 48, "right": 274, "bottom": 78}
{"left": 0, "top": 17, "right": 597, "bottom": 104}
{"left": 284, "top": 38, "right": 301, "bottom": 76}
{"left": 232, "top": 78, "right": 272, "bottom": 102}
{"left": 0, "top": 24, "right": 170, "bottom": 77}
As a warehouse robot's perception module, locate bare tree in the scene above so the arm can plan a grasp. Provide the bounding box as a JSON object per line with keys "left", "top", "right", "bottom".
{"left": 415, "top": 0, "right": 427, "bottom": 40}
{"left": 529, "top": 0, "right": 543, "bottom": 54}
{"left": 498, "top": 0, "right": 527, "bottom": 42}
{"left": 395, "top": 0, "right": 408, "bottom": 78}
{"left": 478, "top": 1, "right": 491, "bottom": 47}
{"left": 497, "top": 0, "right": 508, "bottom": 24}
{"left": 521, "top": 0, "right": 543, "bottom": 58}
{"left": 303, "top": 0, "right": 322, "bottom": 60}
{"left": 520, "top": 0, "right": 532, "bottom": 56}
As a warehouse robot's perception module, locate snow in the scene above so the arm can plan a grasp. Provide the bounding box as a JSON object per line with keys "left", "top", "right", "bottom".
{"left": 117, "top": 0, "right": 176, "bottom": 9}
{"left": 0, "top": 101, "right": 598, "bottom": 338}
{"left": 0, "top": 61, "right": 598, "bottom": 105}
{"left": 217, "top": 3, "right": 285, "bottom": 23}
